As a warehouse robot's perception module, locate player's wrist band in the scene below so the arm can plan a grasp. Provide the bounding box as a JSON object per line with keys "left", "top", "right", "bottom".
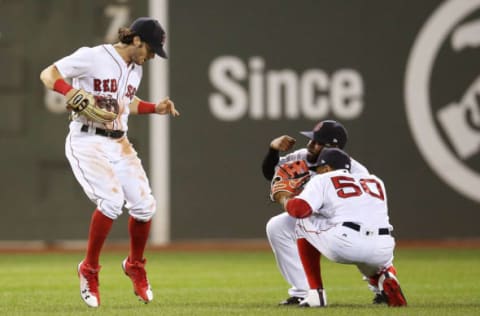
{"left": 53, "top": 78, "right": 74, "bottom": 95}
{"left": 138, "top": 100, "right": 156, "bottom": 114}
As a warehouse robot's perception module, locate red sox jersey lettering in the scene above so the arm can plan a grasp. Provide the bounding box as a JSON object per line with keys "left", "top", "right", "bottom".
{"left": 93, "top": 79, "right": 118, "bottom": 93}
{"left": 125, "top": 85, "right": 137, "bottom": 100}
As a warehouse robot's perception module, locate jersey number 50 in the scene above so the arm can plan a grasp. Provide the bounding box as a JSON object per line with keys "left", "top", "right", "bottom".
{"left": 331, "top": 176, "right": 385, "bottom": 200}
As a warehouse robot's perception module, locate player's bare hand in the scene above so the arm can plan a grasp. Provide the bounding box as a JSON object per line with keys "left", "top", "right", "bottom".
{"left": 156, "top": 97, "right": 180, "bottom": 117}
{"left": 270, "top": 135, "right": 296, "bottom": 151}
{"left": 277, "top": 192, "right": 293, "bottom": 208}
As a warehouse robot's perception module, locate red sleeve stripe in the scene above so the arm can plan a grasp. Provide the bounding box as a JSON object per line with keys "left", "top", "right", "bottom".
{"left": 286, "top": 198, "right": 312, "bottom": 218}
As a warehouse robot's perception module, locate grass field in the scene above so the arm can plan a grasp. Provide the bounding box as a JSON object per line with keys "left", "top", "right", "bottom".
{"left": 0, "top": 248, "right": 479, "bottom": 315}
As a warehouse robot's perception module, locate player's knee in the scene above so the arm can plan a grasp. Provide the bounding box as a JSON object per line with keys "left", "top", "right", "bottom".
{"left": 128, "top": 195, "right": 156, "bottom": 222}
{"left": 266, "top": 213, "right": 294, "bottom": 240}
{"left": 97, "top": 199, "right": 124, "bottom": 220}
{"left": 266, "top": 216, "right": 280, "bottom": 239}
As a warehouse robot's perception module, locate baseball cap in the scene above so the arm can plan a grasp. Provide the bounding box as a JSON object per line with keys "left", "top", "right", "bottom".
{"left": 130, "top": 17, "right": 167, "bottom": 58}
{"left": 316, "top": 148, "right": 351, "bottom": 171}
{"left": 300, "top": 120, "right": 348, "bottom": 148}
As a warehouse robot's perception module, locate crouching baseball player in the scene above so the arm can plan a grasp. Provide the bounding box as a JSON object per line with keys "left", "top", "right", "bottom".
{"left": 40, "top": 17, "right": 179, "bottom": 307}
{"left": 270, "top": 148, "right": 407, "bottom": 307}
{"left": 263, "top": 121, "right": 390, "bottom": 305}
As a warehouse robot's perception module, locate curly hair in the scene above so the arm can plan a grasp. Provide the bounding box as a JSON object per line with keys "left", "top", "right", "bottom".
{"left": 118, "top": 27, "right": 137, "bottom": 44}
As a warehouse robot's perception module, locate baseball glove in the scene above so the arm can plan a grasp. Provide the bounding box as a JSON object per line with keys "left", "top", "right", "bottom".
{"left": 270, "top": 160, "right": 311, "bottom": 202}
{"left": 66, "top": 89, "right": 118, "bottom": 123}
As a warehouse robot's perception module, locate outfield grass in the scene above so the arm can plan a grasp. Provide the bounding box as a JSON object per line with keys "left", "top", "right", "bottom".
{"left": 0, "top": 248, "right": 478, "bottom": 315}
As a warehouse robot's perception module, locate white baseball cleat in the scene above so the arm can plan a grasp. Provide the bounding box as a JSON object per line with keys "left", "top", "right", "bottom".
{"left": 122, "top": 257, "right": 153, "bottom": 303}
{"left": 298, "top": 288, "right": 327, "bottom": 307}
{"left": 77, "top": 261, "right": 101, "bottom": 308}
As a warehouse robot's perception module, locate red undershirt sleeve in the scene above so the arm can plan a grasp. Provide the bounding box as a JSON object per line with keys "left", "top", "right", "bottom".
{"left": 285, "top": 198, "right": 312, "bottom": 218}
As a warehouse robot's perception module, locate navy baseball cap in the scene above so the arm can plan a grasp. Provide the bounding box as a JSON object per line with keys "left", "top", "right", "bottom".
{"left": 316, "top": 148, "right": 351, "bottom": 171}
{"left": 300, "top": 120, "right": 348, "bottom": 149}
{"left": 130, "top": 17, "right": 167, "bottom": 58}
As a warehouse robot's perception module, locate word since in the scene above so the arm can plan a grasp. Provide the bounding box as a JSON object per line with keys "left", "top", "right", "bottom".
{"left": 209, "top": 56, "right": 365, "bottom": 121}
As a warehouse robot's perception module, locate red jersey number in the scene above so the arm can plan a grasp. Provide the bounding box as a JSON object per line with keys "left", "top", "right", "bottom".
{"left": 331, "top": 176, "right": 385, "bottom": 201}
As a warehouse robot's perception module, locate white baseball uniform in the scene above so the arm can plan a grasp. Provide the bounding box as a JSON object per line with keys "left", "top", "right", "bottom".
{"left": 55, "top": 44, "right": 156, "bottom": 221}
{"left": 266, "top": 148, "right": 369, "bottom": 298}
{"left": 294, "top": 169, "right": 395, "bottom": 277}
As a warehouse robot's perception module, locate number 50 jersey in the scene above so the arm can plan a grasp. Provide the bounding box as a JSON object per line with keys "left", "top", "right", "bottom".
{"left": 296, "top": 169, "right": 392, "bottom": 230}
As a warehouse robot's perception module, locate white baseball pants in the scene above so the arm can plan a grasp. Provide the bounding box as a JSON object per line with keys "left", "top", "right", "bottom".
{"left": 65, "top": 122, "right": 156, "bottom": 222}
{"left": 266, "top": 212, "right": 309, "bottom": 298}
{"left": 296, "top": 218, "right": 395, "bottom": 277}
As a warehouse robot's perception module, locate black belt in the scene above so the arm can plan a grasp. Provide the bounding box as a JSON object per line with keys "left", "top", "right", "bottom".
{"left": 81, "top": 124, "right": 124, "bottom": 139}
{"left": 342, "top": 222, "right": 390, "bottom": 235}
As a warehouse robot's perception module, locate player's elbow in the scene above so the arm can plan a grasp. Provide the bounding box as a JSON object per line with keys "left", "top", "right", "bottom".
{"left": 39, "top": 68, "right": 49, "bottom": 86}
{"left": 285, "top": 198, "right": 312, "bottom": 218}
{"left": 40, "top": 65, "right": 60, "bottom": 89}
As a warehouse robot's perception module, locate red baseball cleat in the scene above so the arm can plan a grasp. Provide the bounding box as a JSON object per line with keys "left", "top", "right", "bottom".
{"left": 122, "top": 257, "right": 153, "bottom": 303}
{"left": 379, "top": 268, "right": 407, "bottom": 307}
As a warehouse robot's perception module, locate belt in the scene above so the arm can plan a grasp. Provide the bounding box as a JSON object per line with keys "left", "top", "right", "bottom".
{"left": 81, "top": 124, "right": 124, "bottom": 139}
{"left": 342, "top": 222, "right": 390, "bottom": 235}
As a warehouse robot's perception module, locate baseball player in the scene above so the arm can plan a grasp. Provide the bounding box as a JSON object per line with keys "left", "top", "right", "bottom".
{"left": 271, "top": 148, "right": 407, "bottom": 307}
{"left": 263, "top": 120, "right": 382, "bottom": 305}
{"left": 39, "top": 17, "right": 179, "bottom": 308}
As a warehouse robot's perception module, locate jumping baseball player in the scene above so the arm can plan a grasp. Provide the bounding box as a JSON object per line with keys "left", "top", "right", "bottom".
{"left": 39, "top": 17, "right": 179, "bottom": 308}
{"left": 263, "top": 120, "right": 384, "bottom": 305}
{"left": 270, "top": 148, "right": 407, "bottom": 307}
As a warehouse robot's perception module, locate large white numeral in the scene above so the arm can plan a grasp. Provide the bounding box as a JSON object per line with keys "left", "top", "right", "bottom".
{"left": 104, "top": 2, "right": 130, "bottom": 43}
